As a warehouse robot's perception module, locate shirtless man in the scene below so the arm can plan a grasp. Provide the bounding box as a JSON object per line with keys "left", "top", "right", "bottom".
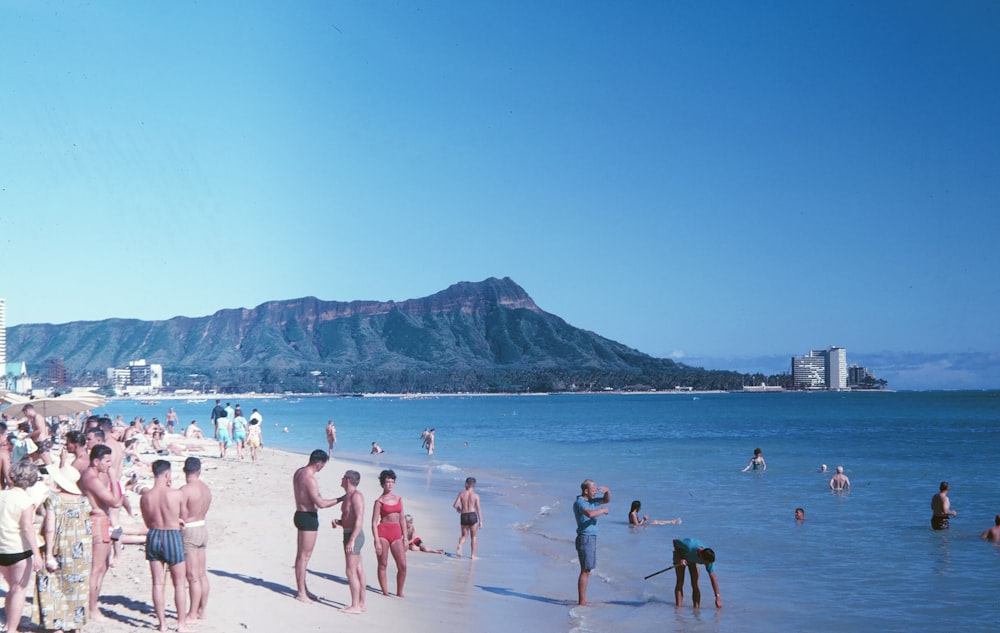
{"left": 24, "top": 403, "right": 54, "bottom": 465}
{"left": 454, "top": 477, "right": 483, "bottom": 558}
{"left": 326, "top": 420, "right": 337, "bottom": 454}
{"left": 331, "top": 469, "right": 366, "bottom": 613}
{"left": 140, "top": 460, "right": 188, "bottom": 632}
{"left": 931, "top": 481, "right": 957, "bottom": 530}
{"left": 98, "top": 419, "right": 129, "bottom": 563}
{"left": 78, "top": 444, "right": 127, "bottom": 621}
{"left": 181, "top": 457, "right": 212, "bottom": 622}
{"left": 829, "top": 466, "right": 850, "bottom": 491}
{"left": 166, "top": 407, "right": 179, "bottom": 434}
{"left": 980, "top": 515, "right": 1000, "bottom": 541}
{"left": 292, "top": 449, "right": 341, "bottom": 603}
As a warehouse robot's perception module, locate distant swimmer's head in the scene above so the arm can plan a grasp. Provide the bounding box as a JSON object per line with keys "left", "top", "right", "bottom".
{"left": 821, "top": 464, "right": 827, "bottom": 472}
{"left": 940, "top": 481, "right": 949, "bottom": 492}
{"left": 753, "top": 448, "right": 762, "bottom": 456}
{"left": 630, "top": 500, "right": 642, "bottom": 513}
{"left": 836, "top": 466, "right": 844, "bottom": 473}
{"left": 700, "top": 548, "right": 716, "bottom": 564}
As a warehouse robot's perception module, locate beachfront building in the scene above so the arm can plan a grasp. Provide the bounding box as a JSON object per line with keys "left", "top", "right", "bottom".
{"left": 792, "top": 351, "right": 827, "bottom": 389}
{"left": 106, "top": 359, "right": 163, "bottom": 396}
{"left": 0, "top": 360, "right": 32, "bottom": 394}
{"left": 826, "top": 346, "right": 847, "bottom": 390}
{"left": 0, "top": 297, "right": 6, "bottom": 376}
{"left": 791, "top": 346, "right": 848, "bottom": 391}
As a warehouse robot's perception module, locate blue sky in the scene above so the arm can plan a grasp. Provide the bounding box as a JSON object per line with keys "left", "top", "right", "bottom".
{"left": 1, "top": 2, "right": 998, "bottom": 389}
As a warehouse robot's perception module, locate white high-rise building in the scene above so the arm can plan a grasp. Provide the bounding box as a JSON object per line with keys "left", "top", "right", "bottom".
{"left": 791, "top": 346, "right": 848, "bottom": 390}
{"left": 0, "top": 297, "right": 6, "bottom": 376}
{"left": 826, "top": 346, "right": 847, "bottom": 390}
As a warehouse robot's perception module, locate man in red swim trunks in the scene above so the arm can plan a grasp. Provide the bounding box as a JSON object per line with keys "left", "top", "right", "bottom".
{"left": 78, "top": 444, "right": 127, "bottom": 622}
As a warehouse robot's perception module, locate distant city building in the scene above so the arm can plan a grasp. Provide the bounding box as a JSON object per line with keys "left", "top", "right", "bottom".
{"left": 0, "top": 360, "right": 32, "bottom": 395}
{"left": 826, "top": 346, "right": 847, "bottom": 390}
{"left": 791, "top": 346, "right": 848, "bottom": 391}
{"left": 0, "top": 300, "right": 31, "bottom": 394}
{"left": 107, "top": 359, "right": 163, "bottom": 396}
{"left": 0, "top": 297, "right": 6, "bottom": 376}
{"left": 848, "top": 364, "right": 880, "bottom": 388}
{"left": 792, "top": 350, "right": 828, "bottom": 389}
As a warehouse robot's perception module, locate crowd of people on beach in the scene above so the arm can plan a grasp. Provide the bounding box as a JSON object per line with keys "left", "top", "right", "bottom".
{"left": 0, "top": 406, "right": 216, "bottom": 633}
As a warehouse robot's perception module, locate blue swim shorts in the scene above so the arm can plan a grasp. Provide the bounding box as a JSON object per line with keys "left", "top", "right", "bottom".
{"left": 576, "top": 534, "right": 597, "bottom": 571}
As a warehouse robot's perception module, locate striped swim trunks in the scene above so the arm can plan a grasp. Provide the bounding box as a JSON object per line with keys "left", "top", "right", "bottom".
{"left": 145, "top": 529, "right": 185, "bottom": 565}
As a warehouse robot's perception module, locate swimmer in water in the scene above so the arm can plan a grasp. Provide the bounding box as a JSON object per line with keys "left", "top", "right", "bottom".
{"left": 742, "top": 448, "right": 766, "bottom": 472}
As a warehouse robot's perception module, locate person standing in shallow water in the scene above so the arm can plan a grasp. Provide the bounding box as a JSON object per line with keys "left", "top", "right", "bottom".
{"left": 574, "top": 479, "right": 610, "bottom": 606}
{"left": 454, "top": 477, "right": 483, "bottom": 558}
{"left": 829, "top": 466, "right": 850, "bottom": 491}
{"left": 673, "top": 537, "right": 721, "bottom": 609}
{"left": 931, "top": 481, "right": 957, "bottom": 530}
{"left": 742, "top": 448, "right": 766, "bottom": 472}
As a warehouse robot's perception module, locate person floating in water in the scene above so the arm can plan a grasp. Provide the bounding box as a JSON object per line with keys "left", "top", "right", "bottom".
{"left": 741, "top": 448, "right": 766, "bottom": 472}
{"left": 628, "top": 500, "right": 680, "bottom": 526}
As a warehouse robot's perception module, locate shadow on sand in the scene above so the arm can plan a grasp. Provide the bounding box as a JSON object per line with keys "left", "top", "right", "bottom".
{"left": 477, "top": 585, "right": 574, "bottom": 606}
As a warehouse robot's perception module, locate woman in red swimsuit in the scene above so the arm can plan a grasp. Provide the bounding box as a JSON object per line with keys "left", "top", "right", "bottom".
{"left": 372, "top": 469, "right": 408, "bottom": 597}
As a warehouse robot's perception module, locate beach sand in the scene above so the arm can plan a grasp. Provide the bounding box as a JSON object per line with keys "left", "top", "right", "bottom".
{"left": 38, "top": 440, "right": 572, "bottom": 633}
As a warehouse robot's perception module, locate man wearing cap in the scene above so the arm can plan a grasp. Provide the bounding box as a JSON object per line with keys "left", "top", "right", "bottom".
{"left": 829, "top": 466, "right": 851, "bottom": 491}
{"left": 181, "top": 457, "right": 212, "bottom": 622}
{"left": 673, "top": 537, "right": 721, "bottom": 609}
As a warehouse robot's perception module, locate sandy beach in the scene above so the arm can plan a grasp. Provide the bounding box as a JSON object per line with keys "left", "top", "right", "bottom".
{"left": 29, "top": 437, "right": 571, "bottom": 633}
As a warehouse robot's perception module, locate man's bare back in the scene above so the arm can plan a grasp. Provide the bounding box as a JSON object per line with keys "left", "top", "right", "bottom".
{"left": 182, "top": 477, "right": 212, "bottom": 522}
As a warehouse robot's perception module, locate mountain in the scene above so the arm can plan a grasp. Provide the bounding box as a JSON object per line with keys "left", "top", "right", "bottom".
{"left": 8, "top": 277, "right": 745, "bottom": 393}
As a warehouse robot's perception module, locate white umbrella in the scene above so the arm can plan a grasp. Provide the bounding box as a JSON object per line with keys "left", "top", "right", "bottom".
{"left": 1, "top": 392, "right": 106, "bottom": 418}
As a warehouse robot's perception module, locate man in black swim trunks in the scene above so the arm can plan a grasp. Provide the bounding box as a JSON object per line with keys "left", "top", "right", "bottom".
{"left": 453, "top": 477, "right": 483, "bottom": 558}
{"left": 931, "top": 481, "right": 957, "bottom": 530}
{"left": 292, "top": 450, "right": 341, "bottom": 603}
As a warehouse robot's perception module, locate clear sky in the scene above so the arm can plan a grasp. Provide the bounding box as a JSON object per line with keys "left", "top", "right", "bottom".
{"left": 1, "top": 2, "right": 998, "bottom": 388}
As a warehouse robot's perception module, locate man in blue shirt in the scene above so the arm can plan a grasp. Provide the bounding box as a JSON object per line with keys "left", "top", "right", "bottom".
{"left": 573, "top": 479, "right": 610, "bottom": 606}
{"left": 673, "top": 537, "right": 721, "bottom": 609}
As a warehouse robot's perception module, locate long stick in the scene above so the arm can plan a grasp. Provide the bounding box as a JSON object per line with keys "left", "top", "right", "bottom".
{"left": 644, "top": 564, "right": 676, "bottom": 580}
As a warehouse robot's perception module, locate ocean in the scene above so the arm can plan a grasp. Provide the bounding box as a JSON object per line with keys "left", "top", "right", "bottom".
{"left": 107, "top": 391, "right": 1000, "bottom": 632}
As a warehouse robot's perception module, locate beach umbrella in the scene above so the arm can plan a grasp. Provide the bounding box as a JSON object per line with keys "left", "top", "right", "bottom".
{"left": 0, "top": 391, "right": 29, "bottom": 406}
{"left": 1, "top": 391, "right": 106, "bottom": 418}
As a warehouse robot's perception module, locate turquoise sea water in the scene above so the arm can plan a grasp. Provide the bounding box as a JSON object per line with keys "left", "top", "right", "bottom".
{"left": 108, "top": 391, "right": 1000, "bottom": 632}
